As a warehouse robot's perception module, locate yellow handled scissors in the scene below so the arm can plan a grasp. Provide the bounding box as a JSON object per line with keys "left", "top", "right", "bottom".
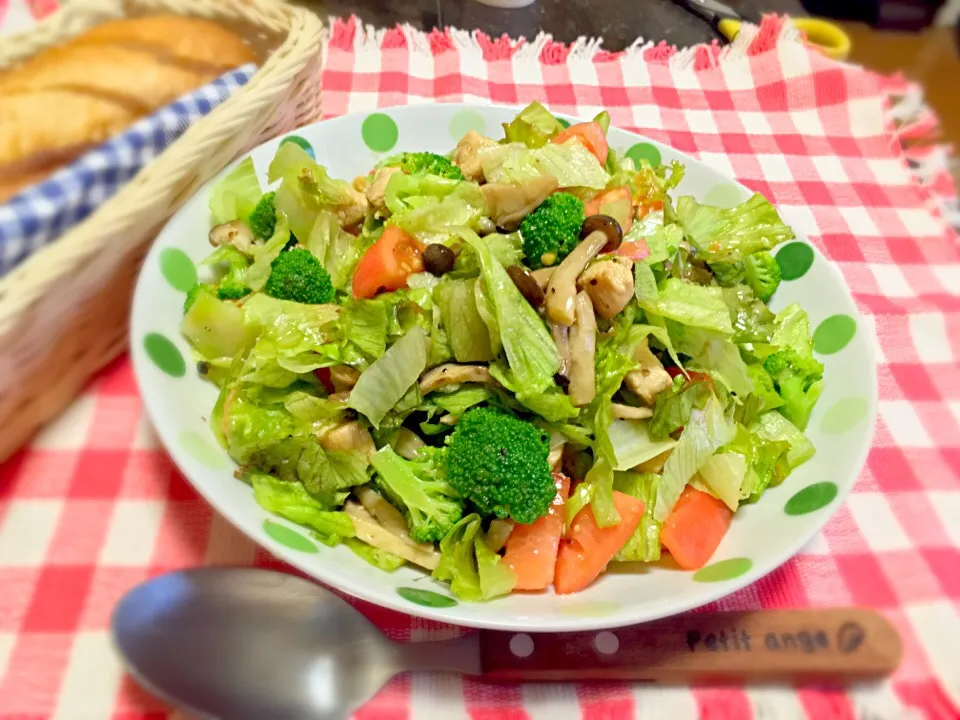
{"left": 672, "top": 0, "right": 852, "bottom": 61}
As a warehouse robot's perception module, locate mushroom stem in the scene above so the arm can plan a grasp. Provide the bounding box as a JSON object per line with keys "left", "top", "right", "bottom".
{"left": 551, "top": 322, "right": 570, "bottom": 377}
{"left": 545, "top": 230, "right": 608, "bottom": 326}
{"left": 568, "top": 290, "right": 597, "bottom": 407}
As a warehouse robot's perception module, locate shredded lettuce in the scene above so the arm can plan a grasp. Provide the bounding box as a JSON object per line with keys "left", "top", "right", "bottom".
{"left": 247, "top": 433, "right": 370, "bottom": 496}
{"left": 479, "top": 140, "right": 609, "bottom": 190}
{"left": 502, "top": 101, "right": 565, "bottom": 148}
{"left": 607, "top": 419, "right": 679, "bottom": 471}
{"left": 464, "top": 230, "right": 560, "bottom": 394}
{"left": 209, "top": 157, "right": 262, "bottom": 225}
{"left": 654, "top": 394, "right": 735, "bottom": 521}
{"left": 251, "top": 474, "right": 355, "bottom": 546}
{"left": 771, "top": 303, "right": 814, "bottom": 356}
{"left": 384, "top": 172, "right": 461, "bottom": 216}
{"left": 432, "top": 514, "right": 517, "bottom": 601}
{"left": 348, "top": 326, "right": 428, "bottom": 428}
{"left": 676, "top": 193, "right": 795, "bottom": 264}
{"left": 648, "top": 376, "right": 712, "bottom": 439}
{"left": 613, "top": 472, "right": 662, "bottom": 562}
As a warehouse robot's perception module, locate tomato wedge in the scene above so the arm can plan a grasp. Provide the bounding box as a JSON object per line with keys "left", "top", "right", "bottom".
{"left": 584, "top": 186, "right": 633, "bottom": 233}
{"left": 553, "top": 491, "right": 645, "bottom": 595}
{"left": 352, "top": 226, "right": 424, "bottom": 299}
{"left": 551, "top": 121, "right": 609, "bottom": 166}
{"left": 616, "top": 240, "right": 649, "bottom": 261}
{"left": 661, "top": 486, "right": 733, "bottom": 570}
{"left": 503, "top": 473, "right": 570, "bottom": 591}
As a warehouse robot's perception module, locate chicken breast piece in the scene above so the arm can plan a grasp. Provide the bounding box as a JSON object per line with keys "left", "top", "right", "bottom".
{"left": 453, "top": 129, "right": 497, "bottom": 182}
{"left": 337, "top": 184, "right": 369, "bottom": 227}
{"left": 318, "top": 421, "right": 376, "bottom": 461}
{"left": 577, "top": 256, "right": 635, "bottom": 319}
{"left": 480, "top": 174, "right": 558, "bottom": 230}
{"left": 365, "top": 166, "right": 401, "bottom": 217}
{"left": 624, "top": 338, "right": 673, "bottom": 406}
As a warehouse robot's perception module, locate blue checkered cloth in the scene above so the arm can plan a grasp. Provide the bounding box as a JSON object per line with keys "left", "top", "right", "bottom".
{"left": 0, "top": 63, "right": 257, "bottom": 277}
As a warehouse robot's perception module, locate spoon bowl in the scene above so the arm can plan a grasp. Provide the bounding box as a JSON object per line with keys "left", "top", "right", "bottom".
{"left": 112, "top": 568, "right": 477, "bottom": 719}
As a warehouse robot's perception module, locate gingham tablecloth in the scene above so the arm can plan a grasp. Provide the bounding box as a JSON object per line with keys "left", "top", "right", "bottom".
{"left": 3, "top": 9, "right": 960, "bottom": 719}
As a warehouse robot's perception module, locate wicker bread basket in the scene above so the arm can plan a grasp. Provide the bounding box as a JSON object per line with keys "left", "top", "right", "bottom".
{"left": 0, "top": 0, "right": 324, "bottom": 460}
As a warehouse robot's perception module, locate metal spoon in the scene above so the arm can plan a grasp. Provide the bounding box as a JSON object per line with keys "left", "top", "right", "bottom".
{"left": 112, "top": 568, "right": 901, "bottom": 720}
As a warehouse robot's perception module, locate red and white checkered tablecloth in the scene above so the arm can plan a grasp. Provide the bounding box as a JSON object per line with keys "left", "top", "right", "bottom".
{"left": 3, "top": 9, "right": 960, "bottom": 719}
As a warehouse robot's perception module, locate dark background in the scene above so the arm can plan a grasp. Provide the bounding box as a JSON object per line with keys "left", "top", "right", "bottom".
{"left": 319, "top": 0, "right": 806, "bottom": 50}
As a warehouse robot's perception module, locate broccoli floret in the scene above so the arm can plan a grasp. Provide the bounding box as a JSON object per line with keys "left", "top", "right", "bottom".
{"left": 390, "top": 152, "right": 464, "bottom": 181}
{"left": 519, "top": 192, "right": 585, "bottom": 269}
{"left": 184, "top": 283, "right": 215, "bottom": 314}
{"left": 446, "top": 406, "right": 555, "bottom": 524}
{"left": 247, "top": 191, "right": 277, "bottom": 239}
{"left": 371, "top": 446, "right": 463, "bottom": 543}
{"left": 264, "top": 248, "right": 335, "bottom": 304}
{"left": 203, "top": 245, "right": 251, "bottom": 301}
{"left": 217, "top": 281, "right": 251, "bottom": 301}
{"left": 744, "top": 251, "right": 782, "bottom": 302}
{"left": 763, "top": 348, "right": 824, "bottom": 430}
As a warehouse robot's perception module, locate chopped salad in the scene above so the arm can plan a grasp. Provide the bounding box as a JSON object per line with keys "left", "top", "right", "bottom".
{"left": 182, "top": 102, "right": 821, "bottom": 600}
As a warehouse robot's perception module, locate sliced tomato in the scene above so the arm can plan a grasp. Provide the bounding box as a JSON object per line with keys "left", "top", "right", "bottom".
{"left": 584, "top": 186, "right": 633, "bottom": 233}
{"left": 551, "top": 121, "right": 609, "bottom": 166}
{"left": 616, "top": 240, "right": 649, "bottom": 261}
{"left": 553, "top": 491, "right": 645, "bottom": 595}
{"left": 314, "top": 367, "right": 335, "bottom": 393}
{"left": 661, "top": 486, "right": 733, "bottom": 570}
{"left": 352, "top": 226, "right": 425, "bottom": 299}
{"left": 636, "top": 199, "right": 664, "bottom": 220}
{"left": 503, "top": 473, "right": 570, "bottom": 591}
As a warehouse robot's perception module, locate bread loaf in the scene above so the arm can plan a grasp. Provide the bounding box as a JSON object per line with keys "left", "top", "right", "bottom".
{"left": 0, "top": 16, "right": 258, "bottom": 203}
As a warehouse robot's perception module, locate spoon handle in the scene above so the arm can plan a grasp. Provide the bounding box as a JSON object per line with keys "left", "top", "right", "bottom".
{"left": 478, "top": 608, "right": 901, "bottom": 683}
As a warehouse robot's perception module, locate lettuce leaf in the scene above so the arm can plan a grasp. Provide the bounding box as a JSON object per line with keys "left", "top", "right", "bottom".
{"left": 248, "top": 435, "right": 370, "bottom": 496}
{"left": 676, "top": 193, "right": 795, "bottom": 264}
{"left": 268, "top": 143, "right": 355, "bottom": 214}
{"left": 301, "top": 209, "right": 365, "bottom": 291}
{"left": 585, "top": 456, "right": 619, "bottom": 528}
{"left": 344, "top": 537, "right": 406, "bottom": 571}
{"left": 251, "top": 474, "right": 355, "bottom": 546}
{"left": 641, "top": 224, "right": 683, "bottom": 266}
{"left": 348, "top": 326, "right": 429, "bottom": 428}
{"left": 754, "top": 410, "right": 816, "bottom": 471}
{"left": 434, "top": 279, "right": 494, "bottom": 362}
{"left": 479, "top": 140, "right": 609, "bottom": 190}
{"left": 669, "top": 323, "right": 753, "bottom": 397}
{"left": 771, "top": 303, "right": 815, "bottom": 357}
{"left": 648, "top": 376, "right": 713, "bottom": 440}
{"left": 654, "top": 394, "right": 735, "bottom": 521}
{"left": 429, "top": 386, "right": 491, "bottom": 416}
{"left": 464, "top": 230, "right": 560, "bottom": 395}
{"left": 613, "top": 471, "right": 662, "bottom": 562}
{"left": 384, "top": 172, "right": 462, "bottom": 216}
{"left": 607, "top": 418, "right": 678, "bottom": 471}
{"left": 502, "top": 101, "right": 565, "bottom": 148}
{"left": 209, "top": 157, "right": 262, "bottom": 225}
{"left": 693, "top": 452, "right": 748, "bottom": 511}
{"left": 389, "top": 181, "right": 487, "bottom": 245}
{"left": 243, "top": 215, "right": 292, "bottom": 291}
{"left": 240, "top": 295, "right": 342, "bottom": 386}
{"left": 432, "top": 514, "right": 517, "bottom": 601}
{"left": 341, "top": 299, "right": 388, "bottom": 360}
{"left": 639, "top": 278, "right": 734, "bottom": 334}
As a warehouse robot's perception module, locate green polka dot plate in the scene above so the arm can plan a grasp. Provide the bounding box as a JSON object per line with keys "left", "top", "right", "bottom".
{"left": 130, "top": 104, "right": 876, "bottom": 632}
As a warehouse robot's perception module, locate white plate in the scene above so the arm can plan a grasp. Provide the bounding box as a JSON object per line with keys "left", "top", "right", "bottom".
{"left": 131, "top": 103, "right": 876, "bottom": 631}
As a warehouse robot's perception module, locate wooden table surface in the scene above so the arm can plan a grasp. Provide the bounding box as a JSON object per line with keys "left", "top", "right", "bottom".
{"left": 318, "top": 0, "right": 807, "bottom": 50}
